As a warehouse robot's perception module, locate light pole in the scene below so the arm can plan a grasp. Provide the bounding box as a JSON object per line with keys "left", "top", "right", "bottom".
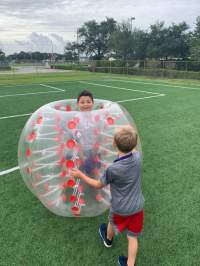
{"left": 77, "top": 28, "right": 79, "bottom": 63}
{"left": 51, "top": 40, "right": 55, "bottom": 68}
{"left": 130, "top": 17, "right": 135, "bottom": 32}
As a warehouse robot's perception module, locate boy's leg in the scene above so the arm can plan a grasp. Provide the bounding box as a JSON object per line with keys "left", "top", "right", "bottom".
{"left": 99, "top": 223, "right": 113, "bottom": 247}
{"left": 127, "top": 235, "right": 138, "bottom": 266}
{"left": 107, "top": 222, "right": 115, "bottom": 241}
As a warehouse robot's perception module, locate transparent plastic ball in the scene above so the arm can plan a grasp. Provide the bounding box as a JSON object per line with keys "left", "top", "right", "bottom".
{"left": 18, "top": 99, "right": 142, "bottom": 217}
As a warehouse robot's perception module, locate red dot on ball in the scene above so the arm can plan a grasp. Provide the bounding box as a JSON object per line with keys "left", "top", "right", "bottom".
{"left": 96, "top": 193, "right": 103, "bottom": 202}
{"left": 71, "top": 205, "right": 80, "bottom": 214}
{"left": 67, "top": 120, "right": 76, "bottom": 129}
{"left": 44, "top": 183, "right": 49, "bottom": 191}
{"left": 70, "top": 195, "right": 77, "bottom": 202}
{"left": 67, "top": 179, "right": 76, "bottom": 187}
{"left": 36, "top": 116, "right": 43, "bottom": 124}
{"left": 58, "top": 156, "right": 65, "bottom": 166}
{"left": 27, "top": 131, "right": 37, "bottom": 142}
{"left": 59, "top": 170, "right": 67, "bottom": 178}
{"left": 77, "top": 185, "right": 84, "bottom": 193}
{"left": 62, "top": 195, "right": 67, "bottom": 202}
{"left": 26, "top": 167, "right": 32, "bottom": 174}
{"left": 93, "top": 128, "right": 100, "bottom": 135}
{"left": 66, "top": 139, "right": 76, "bottom": 148}
{"left": 66, "top": 160, "right": 75, "bottom": 168}
{"left": 107, "top": 117, "right": 114, "bottom": 125}
{"left": 61, "top": 181, "right": 68, "bottom": 188}
{"left": 35, "top": 174, "right": 42, "bottom": 181}
{"left": 78, "top": 198, "right": 85, "bottom": 205}
{"left": 94, "top": 142, "right": 100, "bottom": 149}
{"left": 66, "top": 105, "right": 72, "bottom": 111}
{"left": 26, "top": 148, "right": 32, "bottom": 157}
{"left": 95, "top": 115, "right": 100, "bottom": 122}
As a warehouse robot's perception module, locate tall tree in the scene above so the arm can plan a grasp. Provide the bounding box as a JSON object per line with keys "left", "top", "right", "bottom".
{"left": 0, "top": 49, "right": 6, "bottom": 61}
{"left": 109, "top": 22, "right": 134, "bottom": 60}
{"left": 64, "top": 42, "right": 79, "bottom": 61}
{"left": 166, "top": 22, "right": 190, "bottom": 59}
{"left": 146, "top": 21, "right": 190, "bottom": 59}
{"left": 146, "top": 21, "right": 169, "bottom": 59}
{"left": 190, "top": 16, "right": 200, "bottom": 60}
{"left": 78, "top": 17, "right": 117, "bottom": 59}
{"left": 109, "top": 21, "right": 148, "bottom": 60}
{"left": 131, "top": 29, "right": 149, "bottom": 60}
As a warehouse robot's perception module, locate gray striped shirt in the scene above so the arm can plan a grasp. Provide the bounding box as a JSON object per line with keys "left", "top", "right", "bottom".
{"left": 100, "top": 151, "right": 144, "bottom": 215}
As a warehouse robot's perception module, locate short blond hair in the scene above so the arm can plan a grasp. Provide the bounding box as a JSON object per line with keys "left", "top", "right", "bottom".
{"left": 114, "top": 126, "right": 137, "bottom": 153}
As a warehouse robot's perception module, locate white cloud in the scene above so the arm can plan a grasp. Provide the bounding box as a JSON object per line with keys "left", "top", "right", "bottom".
{"left": 0, "top": 33, "right": 67, "bottom": 55}
{"left": 0, "top": 0, "right": 199, "bottom": 54}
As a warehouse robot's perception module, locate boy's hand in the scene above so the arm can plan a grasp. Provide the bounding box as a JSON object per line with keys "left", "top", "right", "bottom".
{"left": 71, "top": 168, "right": 104, "bottom": 189}
{"left": 71, "top": 168, "right": 84, "bottom": 179}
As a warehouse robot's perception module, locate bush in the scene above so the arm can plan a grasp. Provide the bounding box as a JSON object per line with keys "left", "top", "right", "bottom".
{"left": 53, "top": 63, "right": 200, "bottom": 80}
{"left": 52, "top": 64, "right": 90, "bottom": 71}
{"left": 0, "top": 65, "right": 11, "bottom": 71}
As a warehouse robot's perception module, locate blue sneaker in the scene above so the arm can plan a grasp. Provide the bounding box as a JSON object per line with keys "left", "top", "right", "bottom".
{"left": 118, "top": 255, "right": 128, "bottom": 266}
{"left": 99, "top": 223, "right": 113, "bottom": 247}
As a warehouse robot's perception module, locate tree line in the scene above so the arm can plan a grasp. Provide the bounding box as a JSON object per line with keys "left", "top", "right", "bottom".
{"left": 0, "top": 51, "right": 63, "bottom": 62}
{"left": 64, "top": 16, "right": 200, "bottom": 61}
{"left": 1, "top": 16, "right": 200, "bottom": 63}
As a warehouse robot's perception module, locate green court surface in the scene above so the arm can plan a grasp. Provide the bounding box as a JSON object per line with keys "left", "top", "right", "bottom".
{"left": 0, "top": 71, "right": 200, "bottom": 266}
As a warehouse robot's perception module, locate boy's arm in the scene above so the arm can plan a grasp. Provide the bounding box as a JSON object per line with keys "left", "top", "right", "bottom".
{"left": 71, "top": 169, "right": 104, "bottom": 189}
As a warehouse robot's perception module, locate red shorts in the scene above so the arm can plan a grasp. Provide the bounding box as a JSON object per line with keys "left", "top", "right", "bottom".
{"left": 110, "top": 209, "right": 144, "bottom": 236}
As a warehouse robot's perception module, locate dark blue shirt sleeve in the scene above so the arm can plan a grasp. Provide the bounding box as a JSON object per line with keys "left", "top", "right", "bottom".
{"left": 100, "top": 168, "right": 112, "bottom": 185}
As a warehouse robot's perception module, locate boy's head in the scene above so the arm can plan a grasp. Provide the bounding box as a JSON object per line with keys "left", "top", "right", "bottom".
{"left": 77, "top": 90, "right": 94, "bottom": 112}
{"left": 113, "top": 126, "right": 137, "bottom": 153}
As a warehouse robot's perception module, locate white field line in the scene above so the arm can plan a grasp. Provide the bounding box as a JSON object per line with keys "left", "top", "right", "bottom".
{"left": 117, "top": 94, "right": 165, "bottom": 103}
{"left": 39, "top": 83, "right": 65, "bottom": 92}
{"left": 0, "top": 79, "right": 108, "bottom": 89}
{"left": 0, "top": 80, "right": 77, "bottom": 88}
{"left": 0, "top": 90, "right": 62, "bottom": 98}
{"left": 107, "top": 78, "right": 200, "bottom": 92}
{"left": 0, "top": 166, "right": 19, "bottom": 176}
{"left": 79, "top": 81, "right": 161, "bottom": 95}
{"left": 0, "top": 84, "right": 64, "bottom": 120}
{"left": 0, "top": 84, "right": 64, "bottom": 98}
{"left": 1, "top": 76, "right": 200, "bottom": 91}
{"left": 0, "top": 113, "right": 32, "bottom": 120}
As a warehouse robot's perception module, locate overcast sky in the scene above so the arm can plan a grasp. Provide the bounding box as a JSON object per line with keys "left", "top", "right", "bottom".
{"left": 0, "top": 0, "right": 199, "bottom": 55}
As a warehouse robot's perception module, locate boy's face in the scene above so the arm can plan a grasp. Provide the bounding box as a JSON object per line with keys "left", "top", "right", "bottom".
{"left": 77, "top": 96, "right": 94, "bottom": 112}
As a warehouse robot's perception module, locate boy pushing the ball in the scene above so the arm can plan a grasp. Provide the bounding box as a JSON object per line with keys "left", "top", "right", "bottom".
{"left": 71, "top": 126, "right": 144, "bottom": 266}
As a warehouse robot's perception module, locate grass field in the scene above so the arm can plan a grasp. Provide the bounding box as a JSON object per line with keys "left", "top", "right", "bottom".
{"left": 0, "top": 70, "right": 200, "bottom": 266}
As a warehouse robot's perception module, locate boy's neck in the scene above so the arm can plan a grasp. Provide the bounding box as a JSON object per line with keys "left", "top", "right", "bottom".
{"left": 117, "top": 151, "right": 131, "bottom": 157}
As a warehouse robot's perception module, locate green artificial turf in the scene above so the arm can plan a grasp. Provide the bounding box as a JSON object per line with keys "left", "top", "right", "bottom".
{"left": 0, "top": 71, "right": 200, "bottom": 265}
